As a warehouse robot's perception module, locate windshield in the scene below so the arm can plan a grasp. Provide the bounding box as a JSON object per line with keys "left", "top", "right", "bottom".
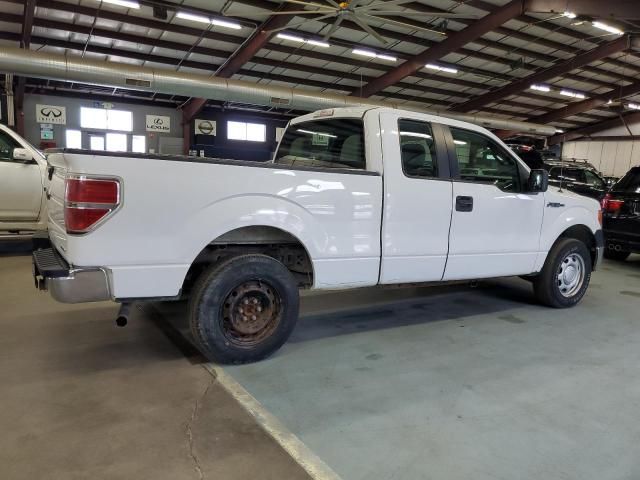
{"left": 274, "top": 118, "right": 365, "bottom": 170}
{"left": 613, "top": 168, "right": 640, "bottom": 193}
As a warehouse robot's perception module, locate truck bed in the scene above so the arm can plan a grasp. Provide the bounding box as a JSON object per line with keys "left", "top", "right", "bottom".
{"left": 45, "top": 149, "right": 383, "bottom": 298}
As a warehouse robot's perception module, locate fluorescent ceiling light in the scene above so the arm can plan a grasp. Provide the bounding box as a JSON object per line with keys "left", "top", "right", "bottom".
{"left": 307, "top": 39, "right": 330, "bottom": 48}
{"left": 400, "top": 132, "right": 432, "bottom": 139}
{"left": 277, "top": 33, "right": 305, "bottom": 42}
{"left": 176, "top": 11, "right": 211, "bottom": 23}
{"left": 378, "top": 54, "right": 397, "bottom": 62}
{"left": 453, "top": 140, "right": 467, "bottom": 145}
{"left": 425, "top": 63, "right": 458, "bottom": 74}
{"left": 555, "top": 128, "right": 564, "bottom": 133}
{"left": 297, "top": 129, "right": 337, "bottom": 138}
{"left": 353, "top": 49, "right": 377, "bottom": 58}
{"left": 278, "top": 34, "right": 329, "bottom": 47}
{"left": 176, "top": 11, "right": 241, "bottom": 29}
{"left": 352, "top": 49, "right": 397, "bottom": 62}
{"left": 560, "top": 89, "right": 586, "bottom": 99}
{"left": 592, "top": 21, "right": 623, "bottom": 35}
{"left": 100, "top": 0, "right": 140, "bottom": 7}
{"left": 627, "top": 103, "right": 640, "bottom": 110}
{"left": 530, "top": 84, "right": 550, "bottom": 92}
{"left": 562, "top": 11, "right": 576, "bottom": 19}
{"left": 211, "top": 18, "right": 242, "bottom": 29}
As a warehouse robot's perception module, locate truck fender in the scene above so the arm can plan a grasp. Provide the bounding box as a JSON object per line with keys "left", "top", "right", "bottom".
{"left": 177, "top": 193, "right": 327, "bottom": 276}
{"left": 533, "top": 206, "right": 600, "bottom": 272}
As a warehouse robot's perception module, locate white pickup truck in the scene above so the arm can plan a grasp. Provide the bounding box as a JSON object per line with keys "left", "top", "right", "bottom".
{"left": 0, "top": 123, "right": 49, "bottom": 235}
{"left": 33, "top": 107, "right": 603, "bottom": 363}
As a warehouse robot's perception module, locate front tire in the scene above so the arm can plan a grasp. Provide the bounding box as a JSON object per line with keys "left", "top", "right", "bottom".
{"left": 189, "top": 254, "right": 300, "bottom": 364}
{"left": 533, "top": 238, "right": 592, "bottom": 308}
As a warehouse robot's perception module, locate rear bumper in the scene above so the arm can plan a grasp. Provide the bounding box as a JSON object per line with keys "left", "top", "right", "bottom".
{"left": 32, "top": 245, "right": 111, "bottom": 303}
{"left": 604, "top": 230, "right": 640, "bottom": 253}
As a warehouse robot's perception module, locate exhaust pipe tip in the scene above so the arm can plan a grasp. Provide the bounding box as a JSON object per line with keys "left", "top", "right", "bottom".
{"left": 116, "top": 302, "right": 132, "bottom": 327}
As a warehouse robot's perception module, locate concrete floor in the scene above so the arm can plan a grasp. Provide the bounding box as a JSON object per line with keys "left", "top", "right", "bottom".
{"left": 3, "top": 241, "right": 640, "bottom": 480}
{"left": 220, "top": 256, "right": 640, "bottom": 480}
{"left": 0, "top": 248, "right": 311, "bottom": 480}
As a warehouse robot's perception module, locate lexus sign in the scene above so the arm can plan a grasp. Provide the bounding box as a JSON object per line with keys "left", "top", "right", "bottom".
{"left": 36, "top": 104, "right": 66, "bottom": 125}
{"left": 146, "top": 115, "right": 171, "bottom": 132}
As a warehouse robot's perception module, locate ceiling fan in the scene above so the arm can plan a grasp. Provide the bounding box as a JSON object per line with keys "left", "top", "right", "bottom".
{"left": 265, "top": 0, "right": 480, "bottom": 44}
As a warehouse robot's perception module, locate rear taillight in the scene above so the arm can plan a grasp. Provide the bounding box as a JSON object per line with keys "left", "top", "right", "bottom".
{"left": 64, "top": 176, "right": 121, "bottom": 234}
{"left": 601, "top": 193, "right": 624, "bottom": 214}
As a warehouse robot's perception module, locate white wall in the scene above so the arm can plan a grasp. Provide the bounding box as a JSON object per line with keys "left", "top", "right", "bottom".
{"left": 561, "top": 119, "right": 640, "bottom": 177}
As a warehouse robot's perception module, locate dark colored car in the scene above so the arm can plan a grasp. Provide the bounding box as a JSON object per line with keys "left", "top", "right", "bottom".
{"left": 508, "top": 144, "right": 545, "bottom": 170}
{"left": 602, "top": 166, "right": 640, "bottom": 261}
{"left": 508, "top": 147, "right": 608, "bottom": 200}
{"left": 603, "top": 176, "right": 620, "bottom": 189}
{"left": 543, "top": 160, "right": 608, "bottom": 201}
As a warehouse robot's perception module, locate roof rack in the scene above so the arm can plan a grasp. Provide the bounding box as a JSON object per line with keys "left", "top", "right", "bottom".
{"left": 559, "top": 157, "right": 590, "bottom": 164}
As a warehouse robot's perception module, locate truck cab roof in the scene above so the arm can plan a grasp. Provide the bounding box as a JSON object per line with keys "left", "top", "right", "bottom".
{"left": 289, "top": 106, "right": 504, "bottom": 144}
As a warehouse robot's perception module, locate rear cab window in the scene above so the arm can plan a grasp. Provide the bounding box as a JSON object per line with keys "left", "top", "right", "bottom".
{"left": 398, "top": 119, "right": 438, "bottom": 178}
{"left": 274, "top": 118, "right": 365, "bottom": 170}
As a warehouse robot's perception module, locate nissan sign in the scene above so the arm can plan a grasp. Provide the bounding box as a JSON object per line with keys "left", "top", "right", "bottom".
{"left": 195, "top": 119, "right": 216, "bottom": 136}
{"left": 146, "top": 115, "right": 171, "bottom": 132}
{"left": 36, "top": 104, "right": 66, "bottom": 125}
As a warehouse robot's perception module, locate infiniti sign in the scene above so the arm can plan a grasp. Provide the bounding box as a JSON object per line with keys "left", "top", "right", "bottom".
{"left": 36, "top": 104, "right": 66, "bottom": 125}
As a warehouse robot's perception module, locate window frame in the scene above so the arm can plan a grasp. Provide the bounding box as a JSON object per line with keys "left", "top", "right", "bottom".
{"left": 65, "top": 129, "right": 82, "bottom": 149}
{"left": 397, "top": 118, "right": 450, "bottom": 181}
{"left": 106, "top": 132, "right": 128, "bottom": 152}
{"left": 132, "top": 135, "right": 146, "bottom": 153}
{"left": 443, "top": 124, "right": 528, "bottom": 193}
{"left": 80, "top": 107, "right": 133, "bottom": 132}
{"left": 226, "top": 120, "right": 267, "bottom": 142}
{"left": 89, "top": 134, "right": 106, "bottom": 151}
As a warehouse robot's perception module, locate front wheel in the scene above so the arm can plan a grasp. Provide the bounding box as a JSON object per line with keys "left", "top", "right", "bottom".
{"left": 189, "top": 254, "right": 300, "bottom": 364}
{"left": 533, "top": 238, "right": 592, "bottom": 308}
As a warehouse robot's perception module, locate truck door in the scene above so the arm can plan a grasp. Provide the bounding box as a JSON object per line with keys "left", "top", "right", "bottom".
{"left": 442, "top": 125, "right": 544, "bottom": 280}
{"left": 0, "top": 130, "right": 42, "bottom": 222}
{"left": 378, "top": 112, "right": 453, "bottom": 283}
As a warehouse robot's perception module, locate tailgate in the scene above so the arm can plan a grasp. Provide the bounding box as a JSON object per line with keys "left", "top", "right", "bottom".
{"left": 45, "top": 152, "right": 69, "bottom": 258}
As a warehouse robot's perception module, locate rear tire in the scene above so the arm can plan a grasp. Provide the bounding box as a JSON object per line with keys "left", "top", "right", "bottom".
{"left": 533, "top": 238, "right": 591, "bottom": 308}
{"left": 603, "top": 247, "right": 630, "bottom": 261}
{"left": 188, "top": 254, "right": 300, "bottom": 364}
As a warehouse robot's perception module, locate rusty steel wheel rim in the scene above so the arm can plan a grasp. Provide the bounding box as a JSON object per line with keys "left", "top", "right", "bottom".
{"left": 221, "top": 280, "right": 282, "bottom": 347}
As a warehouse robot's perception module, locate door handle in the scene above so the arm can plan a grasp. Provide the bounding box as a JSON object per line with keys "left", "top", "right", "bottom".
{"left": 456, "top": 196, "right": 473, "bottom": 212}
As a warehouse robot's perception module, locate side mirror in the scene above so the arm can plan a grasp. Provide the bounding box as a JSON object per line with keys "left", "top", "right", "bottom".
{"left": 13, "top": 148, "right": 33, "bottom": 163}
{"left": 528, "top": 169, "right": 549, "bottom": 193}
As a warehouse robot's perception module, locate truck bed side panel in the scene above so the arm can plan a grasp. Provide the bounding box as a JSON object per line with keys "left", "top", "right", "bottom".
{"left": 46, "top": 152, "right": 382, "bottom": 297}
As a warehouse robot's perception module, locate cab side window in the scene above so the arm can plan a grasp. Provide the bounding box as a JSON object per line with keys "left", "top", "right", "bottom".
{"left": 0, "top": 131, "right": 19, "bottom": 162}
{"left": 584, "top": 170, "right": 605, "bottom": 189}
{"left": 450, "top": 127, "right": 521, "bottom": 192}
{"left": 398, "top": 119, "right": 438, "bottom": 178}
